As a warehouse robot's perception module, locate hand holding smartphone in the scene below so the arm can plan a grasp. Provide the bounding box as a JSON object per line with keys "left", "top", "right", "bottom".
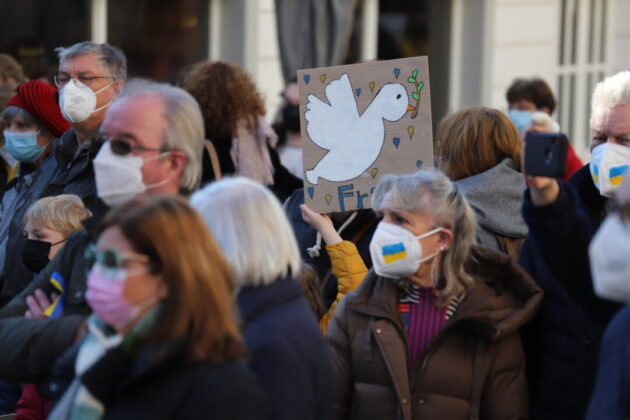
{"left": 524, "top": 131, "right": 569, "bottom": 178}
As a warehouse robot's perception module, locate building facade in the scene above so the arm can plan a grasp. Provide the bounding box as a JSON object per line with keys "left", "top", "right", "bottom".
{"left": 1, "top": 0, "right": 627, "bottom": 158}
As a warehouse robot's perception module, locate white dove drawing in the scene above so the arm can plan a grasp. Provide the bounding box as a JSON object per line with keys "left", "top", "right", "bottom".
{"left": 304, "top": 73, "right": 412, "bottom": 185}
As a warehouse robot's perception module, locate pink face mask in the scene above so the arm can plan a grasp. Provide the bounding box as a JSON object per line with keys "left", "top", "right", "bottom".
{"left": 86, "top": 263, "right": 157, "bottom": 331}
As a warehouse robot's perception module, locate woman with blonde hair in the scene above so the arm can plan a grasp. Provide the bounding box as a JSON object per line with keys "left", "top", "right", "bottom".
{"left": 46, "top": 195, "right": 267, "bottom": 419}
{"left": 191, "top": 176, "right": 333, "bottom": 420}
{"left": 327, "top": 169, "right": 542, "bottom": 420}
{"left": 437, "top": 106, "right": 526, "bottom": 257}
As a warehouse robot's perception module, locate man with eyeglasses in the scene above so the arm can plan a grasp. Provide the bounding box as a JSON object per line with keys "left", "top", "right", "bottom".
{"left": 0, "top": 42, "right": 126, "bottom": 305}
{"left": 0, "top": 79, "right": 204, "bottom": 391}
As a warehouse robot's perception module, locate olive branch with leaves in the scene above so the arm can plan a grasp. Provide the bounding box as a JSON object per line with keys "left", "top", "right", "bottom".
{"left": 407, "top": 69, "right": 424, "bottom": 119}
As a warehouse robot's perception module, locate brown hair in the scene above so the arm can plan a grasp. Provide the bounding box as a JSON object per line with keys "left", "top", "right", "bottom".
{"left": 0, "top": 54, "right": 26, "bottom": 84}
{"left": 298, "top": 264, "right": 325, "bottom": 319}
{"left": 437, "top": 107, "right": 522, "bottom": 181}
{"left": 182, "top": 61, "right": 266, "bottom": 141}
{"left": 23, "top": 194, "right": 91, "bottom": 237}
{"left": 506, "top": 77, "right": 556, "bottom": 114}
{"left": 98, "top": 195, "right": 244, "bottom": 364}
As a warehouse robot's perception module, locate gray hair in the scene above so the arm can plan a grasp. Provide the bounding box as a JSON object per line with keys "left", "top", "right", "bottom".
{"left": 2, "top": 106, "right": 52, "bottom": 138}
{"left": 115, "top": 78, "right": 204, "bottom": 193}
{"left": 190, "top": 177, "right": 302, "bottom": 287}
{"left": 55, "top": 41, "right": 127, "bottom": 81}
{"left": 591, "top": 71, "right": 630, "bottom": 126}
{"left": 372, "top": 169, "right": 476, "bottom": 302}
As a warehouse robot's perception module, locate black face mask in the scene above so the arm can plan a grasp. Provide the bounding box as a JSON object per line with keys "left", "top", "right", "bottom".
{"left": 22, "top": 238, "right": 65, "bottom": 273}
{"left": 281, "top": 103, "right": 301, "bottom": 133}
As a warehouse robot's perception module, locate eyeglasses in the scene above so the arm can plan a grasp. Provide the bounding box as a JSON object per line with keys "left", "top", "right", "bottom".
{"left": 54, "top": 74, "right": 115, "bottom": 89}
{"left": 107, "top": 138, "right": 171, "bottom": 156}
{"left": 84, "top": 244, "right": 150, "bottom": 271}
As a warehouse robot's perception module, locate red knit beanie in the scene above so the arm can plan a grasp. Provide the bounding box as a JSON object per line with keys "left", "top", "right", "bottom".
{"left": 6, "top": 80, "right": 71, "bottom": 138}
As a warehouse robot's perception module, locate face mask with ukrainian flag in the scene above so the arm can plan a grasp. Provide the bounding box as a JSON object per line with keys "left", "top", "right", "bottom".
{"left": 590, "top": 143, "right": 630, "bottom": 197}
{"left": 369, "top": 221, "right": 443, "bottom": 279}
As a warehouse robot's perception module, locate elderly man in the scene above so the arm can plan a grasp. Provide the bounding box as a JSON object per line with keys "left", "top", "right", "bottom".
{"left": 520, "top": 72, "right": 630, "bottom": 419}
{"left": 0, "top": 42, "right": 126, "bottom": 303}
{"left": 0, "top": 79, "right": 204, "bottom": 386}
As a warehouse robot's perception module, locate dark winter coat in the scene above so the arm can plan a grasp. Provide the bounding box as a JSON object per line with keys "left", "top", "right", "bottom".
{"left": 237, "top": 278, "right": 333, "bottom": 420}
{"left": 43, "top": 336, "right": 268, "bottom": 420}
{"left": 519, "top": 164, "right": 621, "bottom": 419}
{"left": 284, "top": 189, "right": 378, "bottom": 308}
{"left": 327, "top": 246, "right": 542, "bottom": 420}
{"left": 0, "top": 155, "right": 57, "bottom": 299}
{"left": 586, "top": 304, "right": 630, "bottom": 419}
{"left": 1, "top": 129, "right": 107, "bottom": 304}
{"left": 0, "top": 224, "right": 94, "bottom": 383}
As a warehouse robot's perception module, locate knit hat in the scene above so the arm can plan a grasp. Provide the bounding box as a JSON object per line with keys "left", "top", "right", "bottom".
{"left": 6, "top": 80, "right": 71, "bottom": 138}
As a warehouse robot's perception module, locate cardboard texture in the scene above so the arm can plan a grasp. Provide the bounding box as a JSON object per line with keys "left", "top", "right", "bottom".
{"left": 298, "top": 56, "right": 434, "bottom": 213}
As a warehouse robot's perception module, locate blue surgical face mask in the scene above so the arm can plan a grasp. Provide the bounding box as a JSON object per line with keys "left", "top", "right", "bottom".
{"left": 4, "top": 130, "right": 45, "bottom": 163}
{"left": 507, "top": 110, "right": 534, "bottom": 135}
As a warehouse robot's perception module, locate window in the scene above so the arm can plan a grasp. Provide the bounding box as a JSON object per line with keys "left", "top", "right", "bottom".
{"left": 0, "top": 0, "right": 90, "bottom": 80}
{"left": 107, "top": 0, "right": 209, "bottom": 82}
{"left": 556, "top": 0, "right": 610, "bottom": 155}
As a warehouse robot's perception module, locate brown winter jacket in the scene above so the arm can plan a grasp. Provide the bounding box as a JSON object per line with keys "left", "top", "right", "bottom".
{"left": 326, "top": 246, "right": 543, "bottom": 420}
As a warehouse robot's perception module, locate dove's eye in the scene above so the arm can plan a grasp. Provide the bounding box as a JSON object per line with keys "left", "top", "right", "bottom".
{"left": 396, "top": 94, "right": 401, "bottom": 99}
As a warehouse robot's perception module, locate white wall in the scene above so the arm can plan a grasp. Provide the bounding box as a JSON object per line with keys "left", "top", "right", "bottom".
{"left": 612, "top": 0, "right": 630, "bottom": 72}
{"left": 450, "top": 0, "right": 625, "bottom": 160}
{"left": 450, "top": 0, "right": 558, "bottom": 111}
{"left": 486, "top": 0, "right": 558, "bottom": 110}
{"left": 210, "top": 0, "right": 285, "bottom": 121}
{"left": 251, "top": 0, "right": 285, "bottom": 122}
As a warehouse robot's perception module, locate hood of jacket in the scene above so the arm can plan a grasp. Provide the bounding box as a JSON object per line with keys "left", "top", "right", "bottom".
{"left": 237, "top": 277, "right": 305, "bottom": 325}
{"left": 455, "top": 158, "right": 528, "bottom": 239}
{"left": 345, "top": 246, "right": 543, "bottom": 341}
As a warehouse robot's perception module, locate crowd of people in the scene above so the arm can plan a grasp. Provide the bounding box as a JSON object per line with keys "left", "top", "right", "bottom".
{"left": 0, "top": 40, "right": 626, "bottom": 419}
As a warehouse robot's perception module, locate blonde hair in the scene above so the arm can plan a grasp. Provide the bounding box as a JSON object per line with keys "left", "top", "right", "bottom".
{"left": 372, "top": 169, "right": 476, "bottom": 305}
{"left": 23, "top": 194, "right": 91, "bottom": 237}
{"left": 437, "top": 106, "right": 522, "bottom": 181}
{"left": 191, "top": 176, "right": 302, "bottom": 287}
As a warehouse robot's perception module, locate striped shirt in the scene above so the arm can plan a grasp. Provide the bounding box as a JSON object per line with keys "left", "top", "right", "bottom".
{"left": 398, "top": 282, "right": 460, "bottom": 366}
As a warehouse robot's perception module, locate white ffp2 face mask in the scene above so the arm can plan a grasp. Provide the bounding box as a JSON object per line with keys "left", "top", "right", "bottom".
{"left": 589, "top": 213, "right": 630, "bottom": 302}
{"left": 369, "top": 222, "right": 443, "bottom": 279}
{"left": 590, "top": 143, "right": 630, "bottom": 197}
{"left": 94, "top": 141, "right": 170, "bottom": 207}
{"left": 59, "top": 78, "right": 112, "bottom": 123}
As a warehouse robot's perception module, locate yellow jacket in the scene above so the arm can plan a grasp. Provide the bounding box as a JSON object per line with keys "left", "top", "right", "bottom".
{"left": 319, "top": 240, "right": 368, "bottom": 334}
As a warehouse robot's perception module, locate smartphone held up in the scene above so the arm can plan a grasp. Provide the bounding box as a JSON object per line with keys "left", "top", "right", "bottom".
{"left": 524, "top": 131, "right": 569, "bottom": 178}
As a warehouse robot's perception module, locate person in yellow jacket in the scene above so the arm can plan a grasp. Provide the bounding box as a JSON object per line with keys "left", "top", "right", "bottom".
{"left": 300, "top": 204, "right": 369, "bottom": 334}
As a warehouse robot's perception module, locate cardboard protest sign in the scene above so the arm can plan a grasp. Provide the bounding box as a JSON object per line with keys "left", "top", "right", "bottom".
{"left": 298, "top": 56, "right": 433, "bottom": 213}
